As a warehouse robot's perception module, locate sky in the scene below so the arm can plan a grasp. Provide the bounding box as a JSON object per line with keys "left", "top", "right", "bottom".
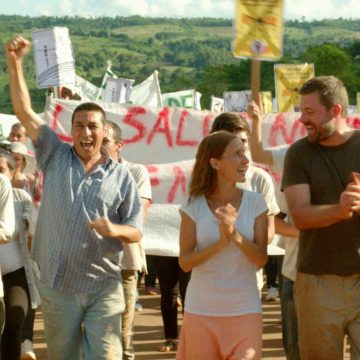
{"left": 1, "top": 0, "right": 360, "bottom": 20}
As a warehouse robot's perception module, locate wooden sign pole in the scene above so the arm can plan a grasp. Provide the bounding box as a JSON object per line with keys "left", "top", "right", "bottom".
{"left": 250, "top": 59, "right": 261, "bottom": 104}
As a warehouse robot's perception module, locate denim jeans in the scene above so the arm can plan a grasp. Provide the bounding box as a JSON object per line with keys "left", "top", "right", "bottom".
{"left": 39, "top": 277, "right": 125, "bottom": 360}
{"left": 280, "top": 276, "right": 300, "bottom": 360}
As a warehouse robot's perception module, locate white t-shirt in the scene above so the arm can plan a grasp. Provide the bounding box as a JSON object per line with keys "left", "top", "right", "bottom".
{"left": 180, "top": 190, "right": 267, "bottom": 316}
{"left": 237, "top": 164, "right": 280, "bottom": 290}
{"left": 0, "top": 174, "right": 16, "bottom": 297}
{"left": 121, "top": 159, "right": 152, "bottom": 271}
{"left": 271, "top": 147, "right": 299, "bottom": 281}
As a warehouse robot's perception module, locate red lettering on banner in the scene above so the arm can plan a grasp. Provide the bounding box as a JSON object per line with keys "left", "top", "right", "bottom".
{"left": 168, "top": 166, "right": 187, "bottom": 203}
{"left": 147, "top": 107, "right": 173, "bottom": 147}
{"left": 146, "top": 165, "right": 160, "bottom": 187}
{"left": 202, "top": 114, "right": 213, "bottom": 137}
{"left": 176, "top": 110, "right": 199, "bottom": 147}
{"left": 346, "top": 116, "right": 360, "bottom": 129}
{"left": 123, "top": 107, "right": 147, "bottom": 144}
{"left": 50, "top": 104, "right": 73, "bottom": 143}
{"left": 268, "top": 114, "right": 305, "bottom": 146}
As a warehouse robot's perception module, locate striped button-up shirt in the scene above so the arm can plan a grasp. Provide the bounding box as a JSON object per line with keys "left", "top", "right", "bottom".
{"left": 32, "top": 125, "right": 142, "bottom": 294}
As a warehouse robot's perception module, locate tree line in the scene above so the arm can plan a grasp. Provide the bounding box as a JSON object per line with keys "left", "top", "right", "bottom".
{"left": 1, "top": 15, "right": 360, "bottom": 113}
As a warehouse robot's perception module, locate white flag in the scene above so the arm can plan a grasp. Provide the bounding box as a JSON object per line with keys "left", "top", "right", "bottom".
{"left": 96, "top": 60, "right": 117, "bottom": 101}
{"left": 130, "top": 71, "right": 163, "bottom": 108}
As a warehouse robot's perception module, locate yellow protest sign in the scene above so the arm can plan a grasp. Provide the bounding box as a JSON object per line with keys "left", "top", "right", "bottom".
{"left": 260, "top": 91, "right": 273, "bottom": 113}
{"left": 275, "top": 63, "right": 315, "bottom": 112}
{"left": 233, "top": 0, "right": 284, "bottom": 60}
{"left": 357, "top": 93, "right": 360, "bottom": 113}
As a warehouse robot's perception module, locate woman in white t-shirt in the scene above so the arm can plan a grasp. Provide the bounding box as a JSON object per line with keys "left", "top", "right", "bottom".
{"left": 177, "top": 131, "right": 268, "bottom": 360}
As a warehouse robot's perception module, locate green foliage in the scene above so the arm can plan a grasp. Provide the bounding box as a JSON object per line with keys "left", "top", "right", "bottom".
{"left": 1, "top": 15, "right": 360, "bottom": 112}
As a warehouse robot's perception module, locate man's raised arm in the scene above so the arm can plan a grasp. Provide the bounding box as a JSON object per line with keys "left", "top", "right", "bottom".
{"left": 6, "top": 35, "right": 44, "bottom": 143}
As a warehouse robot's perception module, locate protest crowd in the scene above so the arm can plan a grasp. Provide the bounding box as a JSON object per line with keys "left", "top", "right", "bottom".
{"left": 0, "top": 17, "right": 360, "bottom": 360}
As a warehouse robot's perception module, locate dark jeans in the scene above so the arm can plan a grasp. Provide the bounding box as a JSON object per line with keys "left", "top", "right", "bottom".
{"left": 265, "top": 255, "right": 284, "bottom": 290}
{"left": 144, "top": 255, "right": 157, "bottom": 288}
{"left": 0, "top": 297, "right": 4, "bottom": 346}
{"left": 153, "top": 255, "right": 191, "bottom": 340}
{"left": 1, "top": 267, "right": 31, "bottom": 360}
{"left": 22, "top": 307, "right": 35, "bottom": 342}
{"left": 280, "top": 276, "right": 300, "bottom": 360}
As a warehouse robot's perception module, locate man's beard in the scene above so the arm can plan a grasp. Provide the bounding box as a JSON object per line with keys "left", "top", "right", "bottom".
{"left": 307, "top": 114, "right": 335, "bottom": 143}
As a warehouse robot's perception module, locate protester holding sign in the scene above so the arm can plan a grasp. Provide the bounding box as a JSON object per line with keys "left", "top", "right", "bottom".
{"left": 282, "top": 76, "right": 360, "bottom": 359}
{"left": 177, "top": 131, "right": 267, "bottom": 359}
{"left": 6, "top": 35, "right": 142, "bottom": 360}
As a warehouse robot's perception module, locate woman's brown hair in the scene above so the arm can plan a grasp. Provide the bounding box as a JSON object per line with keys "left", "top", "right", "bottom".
{"left": 189, "top": 131, "right": 237, "bottom": 200}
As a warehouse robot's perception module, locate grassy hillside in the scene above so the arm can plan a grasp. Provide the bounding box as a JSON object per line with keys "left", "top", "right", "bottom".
{"left": 1, "top": 15, "right": 360, "bottom": 113}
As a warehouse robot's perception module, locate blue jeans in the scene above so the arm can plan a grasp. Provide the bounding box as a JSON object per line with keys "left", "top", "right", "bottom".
{"left": 280, "top": 276, "right": 300, "bottom": 360}
{"left": 39, "top": 278, "right": 125, "bottom": 360}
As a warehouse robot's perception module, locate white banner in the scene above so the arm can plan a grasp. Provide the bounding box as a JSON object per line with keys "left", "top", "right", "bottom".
{"left": 130, "top": 71, "right": 163, "bottom": 108}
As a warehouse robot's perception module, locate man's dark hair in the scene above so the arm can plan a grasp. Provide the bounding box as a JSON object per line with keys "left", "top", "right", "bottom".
{"left": 105, "top": 121, "right": 123, "bottom": 143}
{"left": 71, "top": 102, "right": 106, "bottom": 126}
{"left": 299, "top": 76, "right": 349, "bottom": 117}
{"left": 210, "top": 112, "right": 250, "bottom": 137}
{"left": 11, "top": 123, "right": 26, "bottom": 132}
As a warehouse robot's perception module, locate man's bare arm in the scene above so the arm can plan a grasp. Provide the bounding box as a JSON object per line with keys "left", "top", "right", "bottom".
{"left": 284, "top": 184, "right": 352, "bottom": 230}
{"left": 6, "top": 36, "right": 44, "bottom": 143}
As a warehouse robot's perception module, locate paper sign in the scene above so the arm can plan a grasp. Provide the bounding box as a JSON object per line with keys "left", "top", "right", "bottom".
{"left": 275, "top": 63, "right": 315, "bottom": 112}
{"left": 210, "top": 96, "right": 224, "bottom": 113}
{"left": 261, "top": 91, "right": 273, "bottom": 113}
{"left": 233, "top": 0, "right": 284, "bottom": 60}
{"left": 224, "top": 90, "right": 251, "bottom": 112}
{"left": 224, "top": 90, "right": 272, "bottom": 112}
{"left": 32, "top": 27, "right": 75, "bottom": 88}
{"left": 104, "top": 78, "right": 134, "bottom": 104}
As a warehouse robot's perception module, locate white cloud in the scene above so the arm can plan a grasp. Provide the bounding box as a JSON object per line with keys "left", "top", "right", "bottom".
{"left": 1, "top": 0, "right": 360, "bottom": 19}
{"left": 284, "top": 0, "right": 360, "bottom": 20}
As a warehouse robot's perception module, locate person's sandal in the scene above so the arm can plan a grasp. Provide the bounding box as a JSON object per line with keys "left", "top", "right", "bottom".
{"left": 158, "top": 339, "right": 177, "bottom": 352}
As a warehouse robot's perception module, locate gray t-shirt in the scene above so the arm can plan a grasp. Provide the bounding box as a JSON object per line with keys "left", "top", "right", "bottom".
{"left": 282, "top": 131, "right": 360, "bottom": 276}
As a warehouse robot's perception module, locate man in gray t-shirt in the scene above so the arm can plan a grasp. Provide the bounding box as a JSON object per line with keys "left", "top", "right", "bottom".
{"left": 282, "top": 76, "right": 360, "bottom": 359}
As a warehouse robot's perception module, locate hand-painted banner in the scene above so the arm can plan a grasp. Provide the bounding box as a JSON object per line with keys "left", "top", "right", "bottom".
{"left": 233, "top": 0, "right": 284, "bottom": 60}
{"left": 162, "top": 89, "right": 202, "bottom": 110}
{"left": 38, "top": 99, "right": 360, "bottom": 255}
